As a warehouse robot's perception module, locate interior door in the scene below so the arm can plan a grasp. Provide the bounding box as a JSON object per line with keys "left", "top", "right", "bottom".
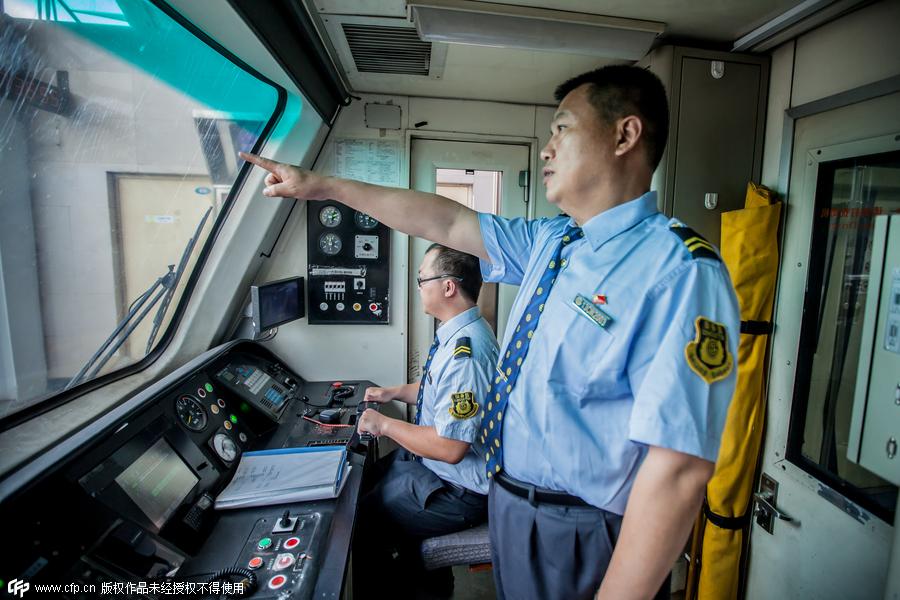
{"left": 744, "top": 93, "right": 900, "bottom": 599}
{"left": 408, "top": 139, "right": 530, "bottom": 382}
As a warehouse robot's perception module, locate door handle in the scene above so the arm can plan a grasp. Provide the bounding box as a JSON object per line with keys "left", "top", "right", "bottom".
{"left": 753, "top": 490, "right": 796, "bottom": 523}
{"left": 754, "top": 473, "right": 799, "bottom": 534}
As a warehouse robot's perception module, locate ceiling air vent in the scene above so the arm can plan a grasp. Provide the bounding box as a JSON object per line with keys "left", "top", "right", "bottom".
{"left": 342, "top": 23, "right": 432, "bottom": 76}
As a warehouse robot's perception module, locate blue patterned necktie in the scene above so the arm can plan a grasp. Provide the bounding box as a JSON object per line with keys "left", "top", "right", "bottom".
{"left": 415, "top": 337, "right": 441, "bottom": 426}
{"left": 483, "top": 225, "right": 584, "bottom": 479}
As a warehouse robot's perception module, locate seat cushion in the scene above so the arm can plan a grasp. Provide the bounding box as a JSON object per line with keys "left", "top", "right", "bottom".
{"left": 420, "top": 523, "right": 492, "bottom": 570}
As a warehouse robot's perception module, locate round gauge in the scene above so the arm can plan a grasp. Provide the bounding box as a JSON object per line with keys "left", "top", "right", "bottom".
{"left": 319, "top": 205, "right": 342, "bottom": 228}
{"left": 355, "top": 211, "right": 379, "bottom": 230}
{"left": 175, "top": 395, "right": 208, "bottom": 432}
{"left": 318, "top": 232, "right": 343, "bottom": 256}
{"left": 212, "top": 433, "right": 239, "bottom": 463}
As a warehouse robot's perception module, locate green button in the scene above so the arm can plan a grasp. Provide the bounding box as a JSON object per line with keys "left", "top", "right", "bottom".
{"left": 258, "top": 537, "right": 272, "bottom": 550}
{"left": 230, "top": 414, "right": 238, "bottom": 424}
{"left": 205, "top": 383, "right": 213, "bottom": 393}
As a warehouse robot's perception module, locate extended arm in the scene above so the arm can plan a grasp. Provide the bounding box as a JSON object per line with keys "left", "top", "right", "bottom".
{"left": 240, "top": 152, "right": 487, "bottom": 260}
{"left": 595, "top": 446, "right": 713, "bottom": 600}
{"left": 364, "top": 383, "right": 420, "bottom": 405}
{"left": 357, "top": 411, "right": 470, "bottom": 464}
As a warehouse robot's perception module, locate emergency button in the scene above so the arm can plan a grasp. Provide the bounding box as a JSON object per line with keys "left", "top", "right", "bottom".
{"left": 268, "top": 574, "right": 287, "bottom": 590}
{"left": 284, "top": 536, "right": 300, "bottom": 550}
{"left": 248, "top": 557, "right": 264, "bottom": 570}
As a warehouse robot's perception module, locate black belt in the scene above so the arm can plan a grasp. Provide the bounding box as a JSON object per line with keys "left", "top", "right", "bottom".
{"left": 495, "top": 471, "right": 590, "bottom": 507}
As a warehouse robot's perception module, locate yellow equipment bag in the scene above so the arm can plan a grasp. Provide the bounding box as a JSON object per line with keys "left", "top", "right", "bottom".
{"left": 696, "top": 182, "right": 782, "bottom": 600}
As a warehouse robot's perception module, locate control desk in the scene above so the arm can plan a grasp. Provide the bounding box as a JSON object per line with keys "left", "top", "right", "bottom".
{"left": 0, "top": 341, "right": 380, "bottom": 599}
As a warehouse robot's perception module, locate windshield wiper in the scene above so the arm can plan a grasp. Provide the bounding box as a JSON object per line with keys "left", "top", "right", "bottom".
{"left": 66, "top": 207, "right": 214, "bottom": 390}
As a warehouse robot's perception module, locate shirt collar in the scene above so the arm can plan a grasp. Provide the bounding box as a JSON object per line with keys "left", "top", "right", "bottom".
{"left": 436, "top": 306, "right": 481, "bottom": 345}
{"left": 575, "top": 191, "right": 659, "bottom": 251}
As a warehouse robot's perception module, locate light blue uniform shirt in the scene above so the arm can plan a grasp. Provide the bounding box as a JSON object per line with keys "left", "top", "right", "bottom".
{"left": 478, "top": 191, "right": 740, "bottom": 514}
{"left": 420, "top": 306, "right": 499, "bottom": 495}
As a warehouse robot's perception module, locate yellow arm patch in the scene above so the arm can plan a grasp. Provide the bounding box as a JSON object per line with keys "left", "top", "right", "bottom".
{"left": 449, "top": 392, "right": 479, "bottom": 419}
{"left": 685, "top": 317, "right": 733, "bottom": 384}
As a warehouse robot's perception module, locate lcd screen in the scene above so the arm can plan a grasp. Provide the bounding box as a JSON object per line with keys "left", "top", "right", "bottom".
{"left": 114, "top": 438, "right": 198, "bottom": 530}
{"left": 252, "top": 277, "right": 305, "bottom": 332}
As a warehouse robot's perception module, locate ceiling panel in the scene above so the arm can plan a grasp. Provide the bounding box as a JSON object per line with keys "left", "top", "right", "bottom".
{"left": 308, "top": 0, "right": 806, "bottom": 104}
{"left": 348, "top": 44, "right": 613, "bottom": 105}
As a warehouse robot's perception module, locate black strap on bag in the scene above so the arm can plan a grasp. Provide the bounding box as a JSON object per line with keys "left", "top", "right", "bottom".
{"left": 740, "top": 320, "right": 773, "bottom": 335}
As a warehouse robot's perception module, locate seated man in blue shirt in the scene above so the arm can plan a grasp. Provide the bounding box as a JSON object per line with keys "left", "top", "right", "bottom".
{"left": 241, "top": 64, "right": 739, "bottom": 600}
{"left": 353, "top": 243, "right": 498, "bottom": 596}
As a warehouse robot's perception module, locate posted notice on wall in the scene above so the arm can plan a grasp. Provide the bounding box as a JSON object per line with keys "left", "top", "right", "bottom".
{"left": 335, "top": 139, "right": 401, "bottom": 187}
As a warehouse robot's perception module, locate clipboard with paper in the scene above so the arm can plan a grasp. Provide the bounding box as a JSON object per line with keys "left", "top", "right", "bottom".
{"left": 214, "top": 446, "right": 351, "bottom": 510}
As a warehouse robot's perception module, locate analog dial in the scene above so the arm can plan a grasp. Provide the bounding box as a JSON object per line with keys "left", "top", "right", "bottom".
{"left": 319, "top": 206, "right": 342, "bottom": 228}
{"left": 318, "top": 232, "right": 342, "bottom": 256}
{"left": 212, "top": 433, "right": 239, "bottom": 463}
{"left": 355, "top": 211, "right": 378, "bottom": 230}
{"left": 175, "top": 395, "right": 208, "bottom": 432}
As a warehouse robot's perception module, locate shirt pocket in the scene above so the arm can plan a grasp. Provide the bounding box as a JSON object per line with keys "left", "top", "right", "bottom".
{"left": 545, "top": 296, "right": 618, "bottom": 401}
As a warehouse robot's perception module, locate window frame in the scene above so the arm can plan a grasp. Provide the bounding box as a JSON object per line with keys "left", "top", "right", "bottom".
{"left": 785, "top": 142, "right": 900, "bottom": 524}
{"left": 0, "top": 0, "right": 287, "bottom": 433}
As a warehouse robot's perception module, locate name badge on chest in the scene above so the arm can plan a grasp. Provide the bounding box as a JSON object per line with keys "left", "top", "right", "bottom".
{"left": 572, "top": 294, "right": 614, "bottom": 329}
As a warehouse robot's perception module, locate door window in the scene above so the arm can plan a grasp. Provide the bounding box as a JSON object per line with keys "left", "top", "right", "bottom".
{"left": 789, "top": 150, "right": 900, "bottom": 521}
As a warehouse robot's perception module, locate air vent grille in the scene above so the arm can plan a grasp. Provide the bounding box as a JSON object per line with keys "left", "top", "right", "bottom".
{"left": 342, "top": 24, "right": 432, "bottom": 76}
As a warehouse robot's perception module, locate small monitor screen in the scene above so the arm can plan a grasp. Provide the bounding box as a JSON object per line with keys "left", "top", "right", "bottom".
{"left": 252, "top": 277, "right": 305, "bottom": 332}
{"left": 114, "top": 438, "right": 198, "bottom": 530}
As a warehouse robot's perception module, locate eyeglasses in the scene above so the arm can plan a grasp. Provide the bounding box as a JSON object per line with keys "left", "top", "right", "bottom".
{"left": 416, "top": 274, "right": 462, "bottom": 288}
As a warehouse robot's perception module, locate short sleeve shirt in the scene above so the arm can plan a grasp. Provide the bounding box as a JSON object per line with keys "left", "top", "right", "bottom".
{"left": 419, "top": 307, "right": 500, "bottom": 494}
{"left": 478, "top": 191, "right": 740, "bottom": 514}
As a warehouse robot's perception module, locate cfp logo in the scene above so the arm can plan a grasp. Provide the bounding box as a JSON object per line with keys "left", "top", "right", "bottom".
{"left": 6, "top": 579, "right": 30, "bottom": 598}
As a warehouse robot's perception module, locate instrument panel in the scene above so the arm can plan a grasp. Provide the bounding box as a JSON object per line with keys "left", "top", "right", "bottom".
{"left": 306, "top": 200, "right": 391, "bottom": 324}
{"left": 1, "top": 341, "right": 375, "bottom": 600}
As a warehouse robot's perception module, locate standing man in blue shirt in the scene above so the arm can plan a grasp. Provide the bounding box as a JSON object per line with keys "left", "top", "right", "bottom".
{"left": 353, "top": 243, "right": 498, "bottom": 596}
{"left": 241, "top": 64, "right": 739, "bottom": 600}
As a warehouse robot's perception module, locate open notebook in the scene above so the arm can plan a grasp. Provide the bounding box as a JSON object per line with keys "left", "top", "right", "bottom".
{"left": 214, "top": 446, "right": 351, "bottom": 510}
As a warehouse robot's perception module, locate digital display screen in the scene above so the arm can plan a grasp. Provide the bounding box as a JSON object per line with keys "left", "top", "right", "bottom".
{"left": 254, "top": 277, "right": 304, "bottom": 331}
{"left": 114, "top": 438, "right": 197, "bottom": 530}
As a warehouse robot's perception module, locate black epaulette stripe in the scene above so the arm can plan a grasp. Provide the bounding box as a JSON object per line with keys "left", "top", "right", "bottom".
{"left": 453, "top": 337, "right": 472, "bottom": 359}
{"left": 669, "top": 225, "right": 722, "bottom": 262}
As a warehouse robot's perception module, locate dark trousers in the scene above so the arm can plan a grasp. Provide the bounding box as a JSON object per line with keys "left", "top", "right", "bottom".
{"left": 488, "top": 479, "right": 670, "bottom": 600}
{"left": 353, "top": 450, "right": 488, "bottom": 598}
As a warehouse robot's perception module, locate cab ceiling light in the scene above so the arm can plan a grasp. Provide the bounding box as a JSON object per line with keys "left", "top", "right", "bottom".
{"left": 407, "top": 0, "right": 665, "bottom": 60}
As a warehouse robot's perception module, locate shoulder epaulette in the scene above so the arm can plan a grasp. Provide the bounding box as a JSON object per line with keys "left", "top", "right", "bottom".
{"left": 453, "top": 337, "right": 472, "bottom": 359}
{"left": 668, "top": 224, "right": 721, "bottom": 262}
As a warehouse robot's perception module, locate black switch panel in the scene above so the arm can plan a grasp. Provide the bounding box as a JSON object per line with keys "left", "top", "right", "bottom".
{"left": 306, "top": 201, "right": 390, "bottom": 324}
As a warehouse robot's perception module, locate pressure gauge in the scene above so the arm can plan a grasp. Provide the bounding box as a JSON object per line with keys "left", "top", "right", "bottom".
{"left": 355, "top": 211, "right": 378, "bottom": 230}
{"left": 212, "top": 432, "right": 238, "bottom": 463}
{"left": 318, "top": 232, "right": 342, "bottom": 256}
{"left": 175, "top": 395, "right": 208, "bottom": 432}
{"left": 319, "top": 206, "right": 342, "bottom": 228}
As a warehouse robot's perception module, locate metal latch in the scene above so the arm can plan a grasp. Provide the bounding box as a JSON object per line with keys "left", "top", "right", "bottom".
{"left": 753, "top": 473, "right": 798, "bottom": 534}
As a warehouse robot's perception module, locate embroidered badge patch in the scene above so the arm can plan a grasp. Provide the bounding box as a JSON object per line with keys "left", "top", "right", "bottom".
{"left": 449, "top": 391, "right": 479, "bottom": 419}
{"left": 573, "top": 294, "right": 613, "bottom": 328}
{"left": 453, "top": 337, "right": 472, "bottom": 360}
{"left": 685, "top": 317, "right": 733, "bottom": 384}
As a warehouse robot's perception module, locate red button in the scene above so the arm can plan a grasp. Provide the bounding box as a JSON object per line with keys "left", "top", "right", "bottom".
{"left": 268, "top": 575, "right": 287, "bottom": 590}
{"left": 248, "top": 557, "right": 263, "bottom": 570}
{"left": 332, "top": 382, "right": 343, "bottom": 388}
{"left": 369, "top": 303, "right": 378, "bottom": 311}
{"left": 284, "top": 537, "right": 300, "bottom": 549}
